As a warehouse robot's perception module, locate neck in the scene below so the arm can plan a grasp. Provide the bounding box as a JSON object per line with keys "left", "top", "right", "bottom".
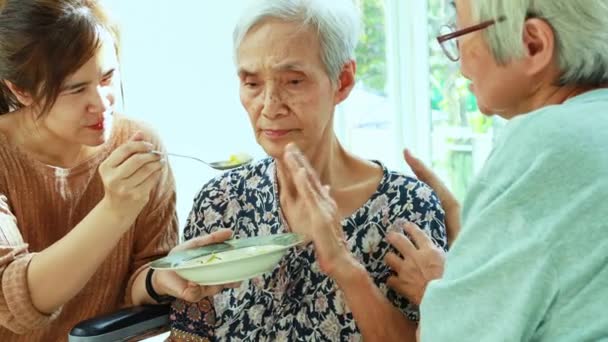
{"left": 275, "top": 133, "right": 350, "bottom": 198}
{"left": 506, "top": 84, "right": 604, "bottom": 119}
{"left": 13, "top": 108, "right": 89, "bottom": 168}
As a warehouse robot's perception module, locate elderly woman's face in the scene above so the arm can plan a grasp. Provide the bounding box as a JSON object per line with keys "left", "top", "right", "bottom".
{"left": 237, "top": 19, "right": 341, "bottom": 158}
{"left": 456, "top": 0, "right": 532, "bottom": 118}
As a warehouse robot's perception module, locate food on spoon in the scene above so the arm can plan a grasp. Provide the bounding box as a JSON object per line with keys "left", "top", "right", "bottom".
{"left": 227, "top": 153, "right": 251, "bottom": 166}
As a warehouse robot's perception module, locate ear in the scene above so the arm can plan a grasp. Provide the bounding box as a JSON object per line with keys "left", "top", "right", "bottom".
{"left": 333, "top": 60, "right": 356, "bottom": 105}
{"left": 521, "top": 18, "right": 556, "bottom": 76}
{"left": 3, "top": 80, "right": 34, "bottom": 106}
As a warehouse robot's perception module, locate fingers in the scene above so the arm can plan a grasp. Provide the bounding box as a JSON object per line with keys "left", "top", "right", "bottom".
{"left": 387, "top": 275, "right": 406, "bottom": 294}
{"left": 404, "top": 149, "right": 452, "bottom": 200}
{"left": 284, "top": 145, "right": 336, "bottom": 215}
{"left": 285, "top": 143, "right": 324, "bottom": 195}
{"left": 404, "top": 149, "right": 451, "bottom": 203}
{"left": 200, "top": 285, "right": 224, "bottom": 297}
{"left": 180, "top": 282, "right": 241, "bottom": 303}
{"left": 387, "top": 274, "right": 423, "bottom": 306}
{"left": 295, "top": 167, "right": 322, "bottom": 212}
{"left": 105, "top": 141, "right": 155, "bottom": 169}
{"left": 174, "top": 229, "right": 233, "bottom": 252}
{"left": 115, "top": 151, "right": 163, "bottom": 180}
{"left": 290, "top": 156, "right": 340, "bottom": 238}
{"left": 403, "top": 149, "right": 434, "bottom": 185}
{"left": 130, "top": 131, "right": 144, "bottom": 142}
{"left": 386, "top": 275, "right": 400, "bottom": 290}
{"left": 404, "top": 223, "right": 434, "bottom": 250}
{"left": 200, "top": 229, "right": 234, "bottom": 245}
{"left": 404, "top": 149, "right": 446, "bottom": 198}
{"left": 181, "top": 284, "right": 223, "bottom": 303}
{"left": 185, "top": 281, "right": 241, "bottom": 290}
{"left": 131, "top": 166, "right": 164, "bottom": 196}
{"left": 384, "top": 252, "right": 403, "bottom": 272}
{"left": 404, "top": 149, "right": 462, "bottom": 244}
{"left": 284, "top": 147, "right": 320, "bottom": 206}
{"left": 116, "top": 162, "right": 163, "bottom": 195}
{"left": 112, "top": 156, "right": 163, "bottom": 193}
{"left": 387, "top": 229, "right": 417, "bottom": 259}
{"left": 283, "top": 144, "right": 337, "bottom": 212}
{"left": 322, "top": 185, "right": 331, "bottom": 198}
{"left": 386, "top": 275, "right": 420, "bottom": 304}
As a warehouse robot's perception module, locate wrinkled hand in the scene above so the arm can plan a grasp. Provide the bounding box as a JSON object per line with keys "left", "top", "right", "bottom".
{"left": 282, "top": 143, "right": 356, "bottom": 279}
{"left": 152, "top": 229, "right": 240, "bottom": 303}
{"left": 404, "top": 149, "right": 461, "bottom": 245}
{"left": 385, "top": 223, "right": 445, "bottom": 306}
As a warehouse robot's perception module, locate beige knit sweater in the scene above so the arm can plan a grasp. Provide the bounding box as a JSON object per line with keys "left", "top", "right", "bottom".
{"left": 0, "top": 115, "right": 178, "bottom": 341}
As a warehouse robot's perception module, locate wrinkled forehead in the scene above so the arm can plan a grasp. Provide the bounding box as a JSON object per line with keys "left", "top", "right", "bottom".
{"left": 236, "top": 19, "right": 324, "bottom": 74}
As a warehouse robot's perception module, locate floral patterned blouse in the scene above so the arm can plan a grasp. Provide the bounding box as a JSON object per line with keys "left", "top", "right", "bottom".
{"left": 169, "top": 158, "right": 446, "bottom": 342}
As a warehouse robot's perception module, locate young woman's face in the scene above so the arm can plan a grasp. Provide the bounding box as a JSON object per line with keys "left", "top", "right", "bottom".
{"left": 40, "top": 30, "right": 119, "bottom": 146}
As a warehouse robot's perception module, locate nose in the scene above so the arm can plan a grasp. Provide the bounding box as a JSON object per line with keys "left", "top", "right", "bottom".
{"left": 260, "top": 83, "right": 286, "bottom": 119}
{"left": 87, "top": 85, "right": 114, "bottom": 113}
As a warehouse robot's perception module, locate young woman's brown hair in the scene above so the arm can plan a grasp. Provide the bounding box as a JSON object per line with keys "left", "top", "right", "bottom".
{"left": 0, "top": 0, "right": 120, "bottom": 115}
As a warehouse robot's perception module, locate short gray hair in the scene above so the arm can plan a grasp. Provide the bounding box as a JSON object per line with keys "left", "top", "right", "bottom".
{"left": 233, "top": 0, "right": 361, "bottom": 82}
{"left": 471, "top": 0, "right": 608, "bottom": 86}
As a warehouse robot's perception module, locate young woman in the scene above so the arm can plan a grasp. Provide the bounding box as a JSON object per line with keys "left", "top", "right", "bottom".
{"left": 0, "top": 1, "right": 232, "bottom": 340}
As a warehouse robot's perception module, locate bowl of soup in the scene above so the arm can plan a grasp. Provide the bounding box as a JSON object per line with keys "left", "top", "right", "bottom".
{"left": 151, "top": 233, "right": 306, "bottom": 285}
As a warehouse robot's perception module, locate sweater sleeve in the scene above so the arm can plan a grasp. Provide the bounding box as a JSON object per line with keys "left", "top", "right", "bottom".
{"left": 0, "top": 194, "right": 62, "bottom": 334}
{"left": 123, "top": 127, "right": 179, "bottom": 306}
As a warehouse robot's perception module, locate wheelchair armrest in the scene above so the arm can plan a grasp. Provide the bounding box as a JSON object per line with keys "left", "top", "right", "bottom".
{"left": 68, "top": 304, "right": 170, "bottom": 342}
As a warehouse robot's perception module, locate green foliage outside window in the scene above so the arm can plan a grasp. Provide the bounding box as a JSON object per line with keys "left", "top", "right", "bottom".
{"left": 429, "top": 0, "right": 495, "bottom": 199}
{"left": 355, "top": 0, "right": 387, "bottom": 96}
{"left": 354, "top": 0, "right": 495, "bottom": 200}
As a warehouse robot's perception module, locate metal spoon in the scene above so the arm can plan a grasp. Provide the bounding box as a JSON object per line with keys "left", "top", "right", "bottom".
{"left": 151, "top": 151, "right": 253, "bottom": 170}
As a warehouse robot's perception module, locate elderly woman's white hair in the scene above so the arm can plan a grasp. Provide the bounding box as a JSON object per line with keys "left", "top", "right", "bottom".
{"left": 233, "top": 0, "right": 361, "bottom": 83}
{"left": 471, "top": 0, "right": 608, "bottom": 86}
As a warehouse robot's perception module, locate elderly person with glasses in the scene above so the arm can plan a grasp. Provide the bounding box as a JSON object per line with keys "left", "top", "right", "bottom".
{"left": 166, "top": 0, "right": 447, "bottom": 341}
{"left": 385, "top": 0, "right": 608, "bottom": 341}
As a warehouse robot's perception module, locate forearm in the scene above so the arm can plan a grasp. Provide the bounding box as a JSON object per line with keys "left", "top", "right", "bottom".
{"left": 27, "top": 198, "right": 138, "bottom": 313}
{"left": 335, "top": 259, "right": 417, "bottom": 342}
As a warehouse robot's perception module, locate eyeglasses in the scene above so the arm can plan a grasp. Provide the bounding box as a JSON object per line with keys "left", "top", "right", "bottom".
{"left": 436, "top": 16, "right": 506, "bottom": 61}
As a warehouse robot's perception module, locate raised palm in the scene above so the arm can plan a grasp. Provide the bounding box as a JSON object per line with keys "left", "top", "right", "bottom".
{"left": 281, "top": 144, "right": 349, "bottom": 276}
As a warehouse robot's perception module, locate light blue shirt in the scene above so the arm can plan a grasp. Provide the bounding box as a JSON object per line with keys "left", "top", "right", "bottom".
{"left": 421, "top": 89, "right": 608, "bottom": 341}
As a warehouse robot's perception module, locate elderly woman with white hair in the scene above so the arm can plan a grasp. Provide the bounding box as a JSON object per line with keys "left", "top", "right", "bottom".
{"left": 165, "top": 0, "right": 447, "bottom": 341}
{"left": 384, "top": 0, "right": 608, "bottom": 341}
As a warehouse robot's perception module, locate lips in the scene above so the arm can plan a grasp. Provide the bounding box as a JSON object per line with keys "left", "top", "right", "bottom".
{"left": 87, "top": 120, "right": 104, "bottom": 131}
{"left": 262, "top": 129, "right": 292, "bottom": 138}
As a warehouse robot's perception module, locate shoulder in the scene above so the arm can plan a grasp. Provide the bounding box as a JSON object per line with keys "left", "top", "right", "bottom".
{"left": 505, "top": 94, "right": 608, "bottom": 157}
{"left": 381, "top": 165, "right": 444, "bottom": 211}
{"left": 374, "top": 164, "right": 447, "bottom": 246}
{"left": 0, "top": 113, "right": 22, "bottom": 157}
{"left": 487, "top": 96, "right": 608, "bottom": 187}
{"left": 0, "top": 114, "right": 15, "bottom": 138}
